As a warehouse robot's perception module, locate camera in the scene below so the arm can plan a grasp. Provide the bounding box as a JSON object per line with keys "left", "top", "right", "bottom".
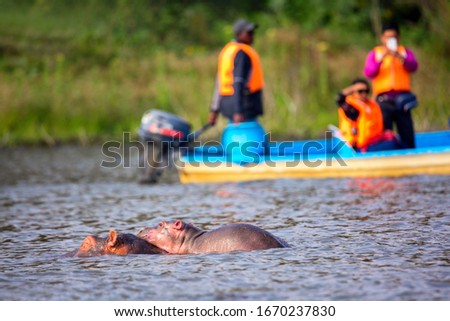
{"left": 386, "top": 37, "right": 398, "bottom": 51}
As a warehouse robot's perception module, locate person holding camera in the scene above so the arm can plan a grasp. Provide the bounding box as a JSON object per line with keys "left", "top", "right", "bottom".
{"left": 336, "top": 78, "right": 397, "bottom": 152}
{"left": 364, "top": 21, "right": 419, "bottom": 148}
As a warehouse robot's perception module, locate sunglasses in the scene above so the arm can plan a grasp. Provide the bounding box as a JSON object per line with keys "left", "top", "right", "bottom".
{"left": 357, "top": 89, "right": 369, "bottom": 94}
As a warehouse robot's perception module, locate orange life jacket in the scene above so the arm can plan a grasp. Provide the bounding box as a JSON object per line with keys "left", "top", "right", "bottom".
{"left": 338, "top": 96, "right": 384, "bottom": 149}
{"left": 372, "top": 45, "right": 411, "bottom": 96}
{"left": 218, "top": 41, "right": 264, "bottom": 96}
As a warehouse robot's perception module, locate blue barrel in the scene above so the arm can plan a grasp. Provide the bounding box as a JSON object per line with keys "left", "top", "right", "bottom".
{"left": 221, "top": 121, "right": 267, "bottom": 163}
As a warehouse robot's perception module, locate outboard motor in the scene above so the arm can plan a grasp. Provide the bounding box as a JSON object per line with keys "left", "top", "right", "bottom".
{"left": 138, "top": 109, "right": 191, "bottom": 183}
{"left": 139, "top": 109, "right": 191, "bottom": 147}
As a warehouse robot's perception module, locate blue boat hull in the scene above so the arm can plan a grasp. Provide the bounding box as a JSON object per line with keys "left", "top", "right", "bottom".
{"left": 178, "top": 130, "right": 450, "bottom": 183}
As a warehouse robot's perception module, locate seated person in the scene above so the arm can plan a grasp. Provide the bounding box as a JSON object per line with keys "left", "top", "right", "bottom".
{"left": 336, "top": 78, "right": 399, "bottom": 152}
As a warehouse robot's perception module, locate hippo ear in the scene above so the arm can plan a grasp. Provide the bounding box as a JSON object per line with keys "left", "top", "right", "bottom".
{"left": 80, "top": 235, "right": 97, "bottom": 251}
{"left": 107, "top": 229, "right": 118, "bottom": 247}
{"left": 173, "top": 220, "right": 183, "bottom": 230}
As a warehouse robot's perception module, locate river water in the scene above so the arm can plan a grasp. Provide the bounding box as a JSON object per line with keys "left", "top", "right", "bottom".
{"left": 0, "top": 145, "right": 449, "bottom": 300}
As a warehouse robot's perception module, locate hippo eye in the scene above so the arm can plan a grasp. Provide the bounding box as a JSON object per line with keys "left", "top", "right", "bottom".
{"left": 159, "top": 222, "right": 163, "bottom": 227}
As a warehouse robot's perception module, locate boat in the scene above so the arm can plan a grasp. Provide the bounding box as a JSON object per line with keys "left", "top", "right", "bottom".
{"left": 138, "top": 109, "right": 450, "bottom": 184}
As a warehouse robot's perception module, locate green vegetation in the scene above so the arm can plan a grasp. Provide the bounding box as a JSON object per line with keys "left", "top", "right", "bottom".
{"left": 1, "top": 0, "right": 449, "bottom": 146}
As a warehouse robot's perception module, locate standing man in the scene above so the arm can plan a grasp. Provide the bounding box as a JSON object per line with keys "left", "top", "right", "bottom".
{"left": 364, "top": 21, "right": 419, "bottom": 148}
{"left": 208, "top": 19, "right": 264, "bottom": 126}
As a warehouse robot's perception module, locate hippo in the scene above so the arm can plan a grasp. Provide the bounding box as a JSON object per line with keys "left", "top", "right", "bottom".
{"left": 137, "top": 220, "right": 289, "bottom": 254}
{"left": 65, "top": 229, "right": 167, "bottom": 257}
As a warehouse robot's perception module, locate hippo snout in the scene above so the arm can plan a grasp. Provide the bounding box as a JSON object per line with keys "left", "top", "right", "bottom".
{"left": 137, "top": 227, "right": 150, "bottom": 239}
{"left": 137, "top": 226, "right": 158, "bottom": 242}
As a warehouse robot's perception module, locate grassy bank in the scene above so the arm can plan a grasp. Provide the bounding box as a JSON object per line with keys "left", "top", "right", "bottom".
{"left": 1, "top": 1, "right": 449, "bottom": 146}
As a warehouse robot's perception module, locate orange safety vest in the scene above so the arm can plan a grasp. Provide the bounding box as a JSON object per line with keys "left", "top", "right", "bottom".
{"left": 372, "top": 45, "right": 411, "bottom": 96}
{"left": 338, "top": 96, "right": 384, "bottom": 149}
{"left": 218, "top": 41, "right": 264, "bottom": 96}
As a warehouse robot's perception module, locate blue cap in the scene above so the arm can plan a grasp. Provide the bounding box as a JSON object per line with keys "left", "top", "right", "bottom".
{"left": 233, "top": 19, "right": 257, "bottom": 36}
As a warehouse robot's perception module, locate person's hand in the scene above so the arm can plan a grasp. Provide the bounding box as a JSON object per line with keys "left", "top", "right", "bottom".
{"left": 391, "top": 50, "right": 405, "bottom": 63}
{"left": 233, "top": 113, "right": 245, "bottom": 124}
{"left": 380, "top": 47, "right": 398, "bottom": 61}
{"left": 341, "top": 83, "right": 367, "bottom": 96}
{"left": 341, "top": 85, "right": 355, "bottom": 96}
{"left": 383, "top": 49, "right": 404, "bottom": 62}
{"left": 208, "top": 111, "right": 218, "bottom": 126}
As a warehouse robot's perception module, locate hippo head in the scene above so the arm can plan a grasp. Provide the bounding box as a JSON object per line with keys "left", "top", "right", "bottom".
{"left": 73, "top": 229, "right": 166, "bottom": 257}
{"left": 74, "top": 234, "right": 108, "bottom": 257}
{"left": 137, "top": 220, "right": 188, "bottom": 253}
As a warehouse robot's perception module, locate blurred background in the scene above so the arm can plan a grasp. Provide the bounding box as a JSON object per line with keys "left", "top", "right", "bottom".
{"left": 1, "top": 0, "right": 449, "bottom": 146}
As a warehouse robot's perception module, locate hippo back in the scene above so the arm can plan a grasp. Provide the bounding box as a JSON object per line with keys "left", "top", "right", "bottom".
{"left": 192, "top": 223, "right": 288, "bottom": 253}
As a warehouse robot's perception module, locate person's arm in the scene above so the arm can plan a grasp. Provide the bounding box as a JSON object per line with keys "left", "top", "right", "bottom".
{"left": 208, "top": 78, "right": 220, "bottom": 125}
{"left": 403, "top": 48, "right": 418, "bottom": 73}
{"left": 336, "top": 86, "right": 359, "bottom": 121}
{"left": 363, "top": 50, "right": 382, "bottom": 79}
{"left": 335, "top": 92, "right": 346, "bottom": 107}
{"left": 231, "top": 50, "right": 251, "bottom": 123}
